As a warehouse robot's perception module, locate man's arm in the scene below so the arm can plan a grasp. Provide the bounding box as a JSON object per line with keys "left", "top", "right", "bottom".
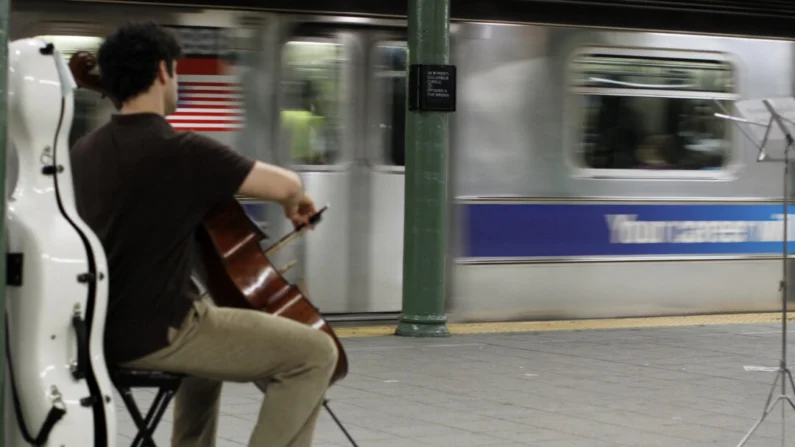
{"left": 238, "top": 162, "right": 317, "bottom": 227}
{"left": 178, "top": 131, "right": 316, "bottom": 226}
{"left": 237, "top": 161, "right": 304, "bottom": 207}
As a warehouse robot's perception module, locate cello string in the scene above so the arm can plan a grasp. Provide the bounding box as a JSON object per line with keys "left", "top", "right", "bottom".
{"left": 264, "top": 226, "right": 310, "bottom": 256}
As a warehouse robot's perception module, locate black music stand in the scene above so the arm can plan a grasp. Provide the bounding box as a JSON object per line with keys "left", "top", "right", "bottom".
{"left": 714, "top": 96, "right": 795, "bottom": 446}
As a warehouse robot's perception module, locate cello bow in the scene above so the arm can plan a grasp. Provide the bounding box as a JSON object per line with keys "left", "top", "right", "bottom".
{"left": 67, "top": 51, "right": 349, "bottom": 385}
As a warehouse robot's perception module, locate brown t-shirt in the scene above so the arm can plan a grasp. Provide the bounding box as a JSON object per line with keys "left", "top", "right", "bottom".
{"left": 70, "top": 113, "right": 255, "bottom": 364}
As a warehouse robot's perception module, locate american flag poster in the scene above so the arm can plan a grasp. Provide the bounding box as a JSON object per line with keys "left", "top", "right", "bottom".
{"left": 164, "top": 25, "right": 243, "bottom": 133}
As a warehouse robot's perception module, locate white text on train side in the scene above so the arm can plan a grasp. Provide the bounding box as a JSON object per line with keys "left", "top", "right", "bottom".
{"left": 605, "top": 214, "right": 795, "bottom": 244}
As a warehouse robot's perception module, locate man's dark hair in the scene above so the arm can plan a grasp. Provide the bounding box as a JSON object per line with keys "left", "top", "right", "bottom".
{"left": 98, "top": 21, "right": 182, "bottom": 104}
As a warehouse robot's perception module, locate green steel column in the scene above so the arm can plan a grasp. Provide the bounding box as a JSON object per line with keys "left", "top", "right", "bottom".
{"left": 0, "top": 0, "right": 9, "bottom": 436}
{"left": 395, "top": 0, "right": 452, "bottom": 337}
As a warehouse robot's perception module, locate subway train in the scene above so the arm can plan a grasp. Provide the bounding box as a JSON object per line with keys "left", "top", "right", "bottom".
{"left": 8, "top": 0, "right": 795, "bottom": 324}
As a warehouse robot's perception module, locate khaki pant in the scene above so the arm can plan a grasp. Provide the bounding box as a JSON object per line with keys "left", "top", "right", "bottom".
{"left": 120, "top": 293, "right": 338, "bottom": 447}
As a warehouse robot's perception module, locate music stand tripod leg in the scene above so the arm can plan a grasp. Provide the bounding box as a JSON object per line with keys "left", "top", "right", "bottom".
{"left": 736, "top": 367, "right": 784, "bottom": 447}
{"left": 723, "top": 98, "right": 795, "bottom": 447}
{"left": 785, "top": 368, "right": 795, "bottom": 411}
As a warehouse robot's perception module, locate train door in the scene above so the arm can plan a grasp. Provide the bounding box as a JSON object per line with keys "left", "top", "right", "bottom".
{"left": 364, "top": 35, "right": 408, "bottom": 314}
{"left": 276, "top": 21, "right": 406, "bottom": 316}
{"left": 275, "top": 23, "right": 355, "bottom": 315}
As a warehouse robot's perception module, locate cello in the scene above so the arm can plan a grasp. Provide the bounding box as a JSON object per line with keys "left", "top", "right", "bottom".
{"left": 66, "top": 51, "right": 350, "bottom": 384}
{"left": 5, "top": 39, "right": 117, "bottom": 446}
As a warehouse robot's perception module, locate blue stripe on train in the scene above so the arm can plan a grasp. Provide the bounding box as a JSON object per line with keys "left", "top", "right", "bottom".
{"left": 462, "top": 202, "right": 795, "bottom": 258}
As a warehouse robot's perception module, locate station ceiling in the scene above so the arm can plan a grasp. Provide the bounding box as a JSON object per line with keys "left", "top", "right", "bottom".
{"left": 32, "top": 0, "right": 795, "bottom": 39}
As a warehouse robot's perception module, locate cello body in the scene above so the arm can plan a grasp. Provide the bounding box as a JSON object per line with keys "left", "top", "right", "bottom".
{"left": 196, "top": 198, "right": 349, "bottom": 384}
{"left": 4, "top": 38, "right": 117, "bottom": 446}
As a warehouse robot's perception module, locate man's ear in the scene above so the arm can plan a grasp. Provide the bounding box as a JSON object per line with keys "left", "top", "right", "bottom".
{"left": 156, "top": 60, "right": 169, "bottom": 85}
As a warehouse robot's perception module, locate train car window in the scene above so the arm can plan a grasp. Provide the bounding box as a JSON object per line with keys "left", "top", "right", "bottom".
{"left": 372, "top": 42, "right": 407, "bottom": 167}
{"left": 569, "top": 51, "right": 737, "bottom": 175}
{"left": 280, "top": 40, "right": 344, "bottom": 166}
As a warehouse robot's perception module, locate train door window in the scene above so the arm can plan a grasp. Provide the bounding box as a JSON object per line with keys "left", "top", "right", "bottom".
{"left": 567, "top": 48, "right": 738, "bottom": 178}
{"left": 370, "top": 41, "right": 407, "bottom": 168}
{"left": 280, "top": 39, "right": 345, "bottom": 167}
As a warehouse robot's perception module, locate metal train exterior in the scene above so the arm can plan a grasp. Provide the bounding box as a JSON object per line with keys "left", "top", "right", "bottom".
{"left": 9, "top": 0, "right": 795, "bottom": 324}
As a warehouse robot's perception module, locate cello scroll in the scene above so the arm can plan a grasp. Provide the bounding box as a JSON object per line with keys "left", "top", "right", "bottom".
{"left": 68, "top": 51, "right": 122, "bottom": 110}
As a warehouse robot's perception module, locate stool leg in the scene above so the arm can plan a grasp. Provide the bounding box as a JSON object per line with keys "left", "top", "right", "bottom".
{"left": 139, "top": 389, "right": 176, "bottom": 444}
{"left": 120, "top": 388, "right": 159, "bottom": 447}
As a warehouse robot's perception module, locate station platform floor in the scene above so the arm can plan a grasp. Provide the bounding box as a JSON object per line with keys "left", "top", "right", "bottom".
{"left": 115, "top": 313, "right": 795, "bottom": 446}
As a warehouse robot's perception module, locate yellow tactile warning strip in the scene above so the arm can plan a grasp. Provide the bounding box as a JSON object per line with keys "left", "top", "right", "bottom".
{"left": 334, "top": 312, "right": 794, "bottom": 338}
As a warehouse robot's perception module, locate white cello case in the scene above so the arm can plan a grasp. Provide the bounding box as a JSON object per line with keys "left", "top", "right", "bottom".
{"left": 4, "top": 38, "right": 117, "bottom": 446}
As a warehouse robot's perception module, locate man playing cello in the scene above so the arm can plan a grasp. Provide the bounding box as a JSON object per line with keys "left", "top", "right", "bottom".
{"left": 69, "top": 21, "right": 338, "bottom": 447}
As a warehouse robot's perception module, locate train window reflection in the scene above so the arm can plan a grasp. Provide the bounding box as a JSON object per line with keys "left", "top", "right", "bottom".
{"left": 280, "top": 40, "right": 344, "bottom": 166}
{"left": 373, "top": 43, "right": 407, "bottom": 167}
{"left": 572, "top": 54, "right": 734, "bottom": 93}
{"left": 570, "top": 52, "right": 736, "bottom": 172}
